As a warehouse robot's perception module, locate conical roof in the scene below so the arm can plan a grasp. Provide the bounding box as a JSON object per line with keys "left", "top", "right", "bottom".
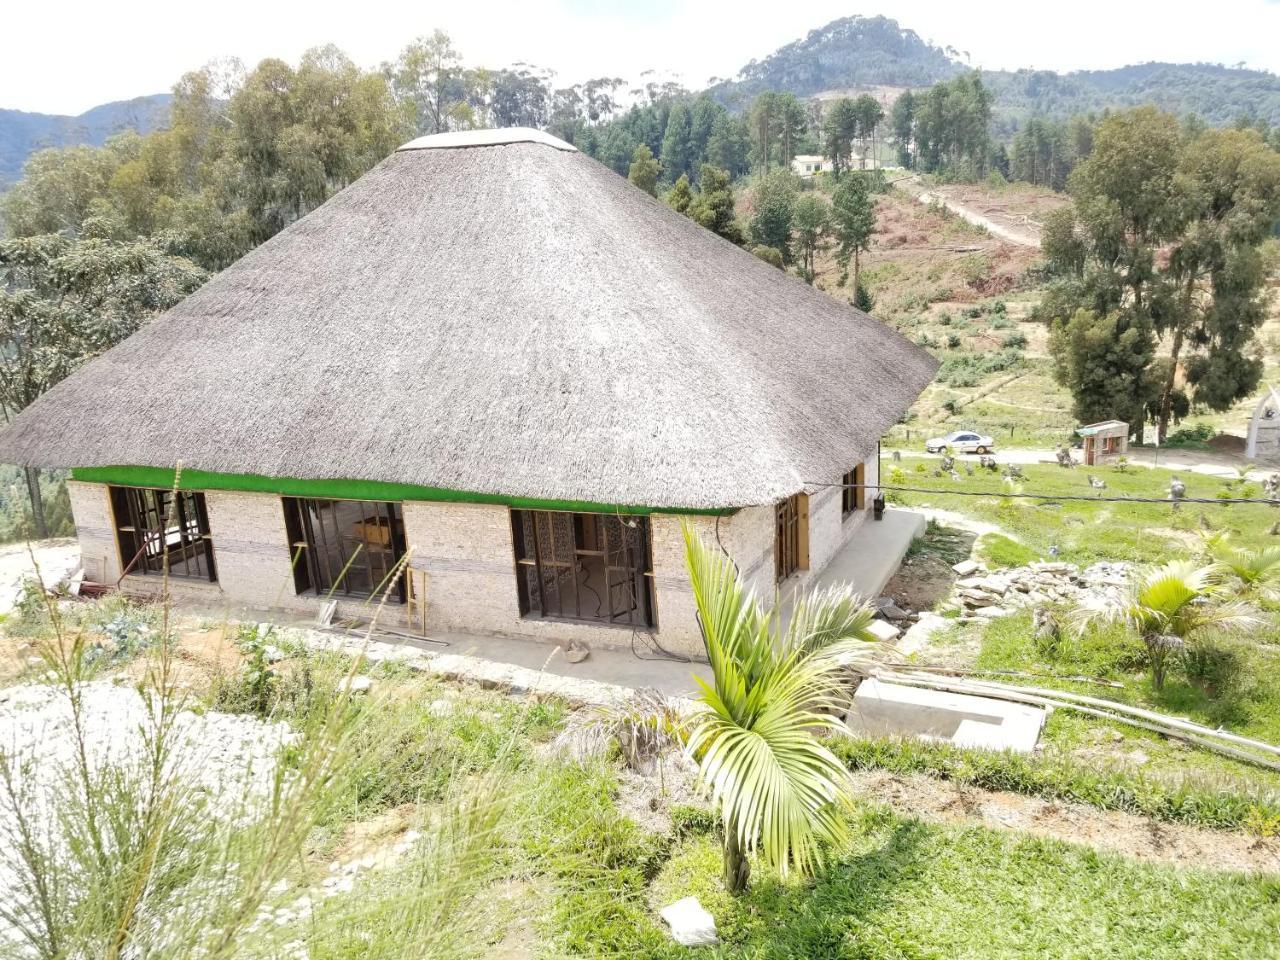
{"left": 0, "top": 128, "right": 937, "bottom": 510}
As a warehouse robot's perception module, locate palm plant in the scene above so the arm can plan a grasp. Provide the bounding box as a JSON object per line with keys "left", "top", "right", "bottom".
{"left": 1074, "top": 561, "right": 1258, "bottom": 690}
{"left": 1210, "top": 542, "right": 1280, "bottom": 599}
{"left": 680, "top": 523, "right": 877, "bottom": 893}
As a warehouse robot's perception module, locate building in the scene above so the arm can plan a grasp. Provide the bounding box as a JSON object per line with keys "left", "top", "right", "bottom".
{"left": 1246, "top": 386, "right": 1280, "bottom": 462}
{"left": 791, "top": 154, "right": 830, "bottom": 177}
{"left": 0, "top": 128, "right": 937, "bottom": 658}
{"left": 1077, "top": 420, "right": 1130, "bottom": 466}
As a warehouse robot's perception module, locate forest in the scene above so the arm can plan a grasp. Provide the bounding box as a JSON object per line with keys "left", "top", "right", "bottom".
{"left": 2, "top": 25, "right": 1280, "bottom": 542}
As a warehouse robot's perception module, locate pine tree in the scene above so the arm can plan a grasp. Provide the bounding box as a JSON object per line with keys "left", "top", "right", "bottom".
{"left": 831, "top": 174, "right": 876, "bottom": 297}
{"left": 627, "top": 144, "right": 660, "bottom": 196}
{"left": 660, "top": 103, "right": 695, "bottom": 184}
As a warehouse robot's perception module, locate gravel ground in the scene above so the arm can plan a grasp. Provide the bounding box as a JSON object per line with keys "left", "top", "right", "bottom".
{"left": 0, "top": 680, "right": 294, "bottom": 944}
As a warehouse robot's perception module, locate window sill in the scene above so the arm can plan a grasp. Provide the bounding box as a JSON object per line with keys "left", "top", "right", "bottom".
{"left": 519, "top": 612, "right": 656, "bottom": 632}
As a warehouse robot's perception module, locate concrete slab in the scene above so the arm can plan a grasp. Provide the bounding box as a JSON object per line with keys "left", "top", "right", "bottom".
{"left": 811, "top": 508, "right": 927, "bottom": 599}
{"left": 845, "top": 677, "right": 1046, "bottom": 753}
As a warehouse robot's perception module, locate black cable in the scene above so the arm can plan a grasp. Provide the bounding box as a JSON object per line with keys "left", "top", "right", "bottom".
{"left": 805, "top": 479, "right": 1280, "bottom": 507}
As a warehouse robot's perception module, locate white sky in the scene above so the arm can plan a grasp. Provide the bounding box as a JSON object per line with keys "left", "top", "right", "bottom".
{"left": 5, "top": 0, "right": 1280, "bottom": 116}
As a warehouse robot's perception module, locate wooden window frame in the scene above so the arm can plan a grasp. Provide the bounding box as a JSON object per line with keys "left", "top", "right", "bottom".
{"left": 109, "top": 486, "right": 217, "bottom": 582}
{"left": 282, "top": 497, "right": 407, "bottom": 603}
{"left": 775, "top": 493, "right": 809, "bottom": 582}
{"left": 842, "top": 463, "right": 867, "bottom": 520}
{"left": 510, "top": 509, "right": 657, "bottom": 629}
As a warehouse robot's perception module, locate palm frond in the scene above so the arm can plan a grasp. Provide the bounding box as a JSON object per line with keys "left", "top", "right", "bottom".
{"left": 784, "top": 583, "right": 879, "bottom": 658}
{"left": 1212, "top": 543, "right": 1280, "bottom": 587}
{"left": 681, "top": 523, "right": 857, "bottom": 881}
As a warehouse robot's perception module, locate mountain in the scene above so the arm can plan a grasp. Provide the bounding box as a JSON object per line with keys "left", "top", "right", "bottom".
{"left": 709, "top": 15, "right": 962, "bottom": 106}
{"left": 711, "top": 14, "right": 1280, "bottom": 128}
{"left": 0, "top": 94, "right": 172, "bottom": 186}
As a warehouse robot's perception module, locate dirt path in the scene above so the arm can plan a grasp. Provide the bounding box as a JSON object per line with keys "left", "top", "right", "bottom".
{"left": 850, "top": 769, "right": 1280, "bottom": 874}
{"left": 902, "top": 179, "right": 1042, "bottom": 248}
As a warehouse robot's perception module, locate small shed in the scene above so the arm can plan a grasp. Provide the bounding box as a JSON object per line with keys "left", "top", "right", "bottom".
{"left": 1078, "top": 420, "right": 1129, "bottom": 466}
{"left": 1245, "top": 386, "right": 1280, "bottom": 461}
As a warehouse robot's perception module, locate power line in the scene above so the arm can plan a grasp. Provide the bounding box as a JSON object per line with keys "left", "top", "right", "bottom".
{"left": 805, "top": 479, "right": 1280, "bottom": 507}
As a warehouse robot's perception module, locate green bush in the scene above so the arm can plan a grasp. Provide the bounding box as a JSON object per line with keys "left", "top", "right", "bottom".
{"left": 1165, "top": 423, "right": 1216, "bottom": 447}
{"left": 937, "top": 347, "right": 1023, "bottom": 387}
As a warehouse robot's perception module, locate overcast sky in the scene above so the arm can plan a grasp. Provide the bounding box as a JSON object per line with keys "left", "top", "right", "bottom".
{"left": 6, "top": 0, "right": 1280, "bottom": 115}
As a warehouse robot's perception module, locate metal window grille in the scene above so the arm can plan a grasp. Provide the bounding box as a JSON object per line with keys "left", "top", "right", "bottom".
{"left": 775, "top": 495, "right": 801, "bottom": 582}
{"left": 110, "top": 486, "right": 217, "bottom": 582}
{"left": 510, "top": 510, "right": 656, "bottom": 628}
{"left": 283, "top": 498, "right": 406, "bottom": 602}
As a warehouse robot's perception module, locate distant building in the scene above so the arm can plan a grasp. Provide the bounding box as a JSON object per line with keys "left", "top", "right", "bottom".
{"left": 791, "top": 155, "right": 829, "bottom": 177}
{"left": 1077, "top": 420, "right": 1130, "bottom": 466}
{"left": 1246, "top": 386, "right": 1280, "bottom": 461}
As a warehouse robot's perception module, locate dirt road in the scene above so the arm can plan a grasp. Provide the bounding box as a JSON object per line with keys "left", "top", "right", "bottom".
{"left": 900, "top": 178, "right": 1043, "bottom": 248}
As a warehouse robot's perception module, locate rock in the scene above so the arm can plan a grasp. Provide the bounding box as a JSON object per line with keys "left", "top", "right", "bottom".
{"left": 952, "top": 560, "right": 980, "bottom": 576}
{"left": 865, "top": 619, "right": 902, "bottom": 643}
{"left": 659, "top": 896, "right": 718, "bottom": 947}
{"left": 344, "top": 675, "right": 373, "bottom": 694}
{"left": 972, "top": 606, "right": 1007, "bottom": 619}
{"left": 427, "top": 698, "right": 453, "bottom": 717}
{"left": 874, "top": 597, "right": 910, "bottom": 621}
{"left": 563, "top": 641, "right": 590, "bottom": 664}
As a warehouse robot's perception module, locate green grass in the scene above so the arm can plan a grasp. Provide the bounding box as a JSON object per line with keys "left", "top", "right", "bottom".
{"left": 968, "top": 611, "right": 1280, "bottom": 797}
{"left": 555, "top": 807, "right": 1280, "bottom": 959}
{"left": 887, "top": 458, "right": 1276, "bottom": 565}
{"left": 975, "top": 531, "right": 1040, "bottom": 567}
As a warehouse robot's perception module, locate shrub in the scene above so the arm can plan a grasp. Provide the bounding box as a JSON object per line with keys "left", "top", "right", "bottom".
{"left": 1165, "top": 423, "right": 1216, "bottom": 447}
{"left": 946, "top": 333, "right": 962, "bottom": 349}
{"left": 751, "top": 245, "right": 784, "bottom": 268}
{"left": 937, "top": 347, "right": 1023, "bottom": 387}
{"left": 1002, "top": 331, "right": 1028, "bottom": 349}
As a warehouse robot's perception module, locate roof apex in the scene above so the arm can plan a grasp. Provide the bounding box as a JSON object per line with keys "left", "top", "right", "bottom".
{"left": 398, "top": 127, "right": 577, "bottom": 153}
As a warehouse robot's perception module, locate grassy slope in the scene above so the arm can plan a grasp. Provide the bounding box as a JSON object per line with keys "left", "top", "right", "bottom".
{"left": 886, "top": 456, "right": 1275, "bottom": 565}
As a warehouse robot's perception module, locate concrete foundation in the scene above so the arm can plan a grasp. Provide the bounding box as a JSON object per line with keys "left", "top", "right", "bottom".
{"left": 845, "top": 677, "right": 1046, "bottom": 753}
{"left": 67, "top": 455, "right": 905, "bottom": 660}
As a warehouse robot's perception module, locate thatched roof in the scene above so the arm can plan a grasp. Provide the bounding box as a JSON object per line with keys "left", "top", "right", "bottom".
{"left": 0, "top": 128, "right": 937, "bottom": 510}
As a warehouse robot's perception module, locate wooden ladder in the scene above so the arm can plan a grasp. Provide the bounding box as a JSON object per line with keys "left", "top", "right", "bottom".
{"left": 404, "top": 566, "right": 429, "bottom": 635}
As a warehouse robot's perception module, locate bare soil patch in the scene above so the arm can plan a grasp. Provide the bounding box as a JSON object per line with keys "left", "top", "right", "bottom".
{"left": 850, "top": 768, "right": 1280, "bottom": 873}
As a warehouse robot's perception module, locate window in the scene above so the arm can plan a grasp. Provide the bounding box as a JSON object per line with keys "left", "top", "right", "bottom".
{"left": 283, "top": 498, "right": 406, "bottom": 602}
{"left": 511, "top": 510, "right": 655, "bottom": 628}
{"left": 775, "top": 494, "right": 807, "bottom": 582}
{"left": 110, "top": 486, "right": 216, "bottom": 582}
{"left": 842, "top": 463, "right": 866, "bottom": 519}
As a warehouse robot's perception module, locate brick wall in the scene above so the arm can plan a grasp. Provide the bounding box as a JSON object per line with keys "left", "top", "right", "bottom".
{"left": 66, "top": 458, "right": 884, "bottom": 658}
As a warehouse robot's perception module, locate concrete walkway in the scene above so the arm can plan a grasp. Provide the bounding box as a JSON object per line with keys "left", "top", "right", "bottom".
{"left": 393, "top": 629, "right": 711, "bottom": 699}
{"left": 811, "top": 507, "right": 927, "bottom": 599}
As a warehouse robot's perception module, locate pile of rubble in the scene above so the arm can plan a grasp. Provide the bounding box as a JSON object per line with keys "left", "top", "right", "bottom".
{"left": 946, "top": 559, "right": 1132, "bottom": 621}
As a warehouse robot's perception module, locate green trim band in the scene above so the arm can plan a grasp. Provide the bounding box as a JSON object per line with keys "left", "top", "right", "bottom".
{"left": 69, "top": 465, "right": 734, "bottom": 517}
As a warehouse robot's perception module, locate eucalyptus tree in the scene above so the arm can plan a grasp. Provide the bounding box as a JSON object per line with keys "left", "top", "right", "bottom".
{"left": 0, "top": 233, "right": 205, "bottom": 536}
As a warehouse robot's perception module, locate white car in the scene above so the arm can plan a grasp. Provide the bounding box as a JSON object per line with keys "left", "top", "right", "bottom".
{"left": 925, "top": 431, "right": 995, "bottom": 455}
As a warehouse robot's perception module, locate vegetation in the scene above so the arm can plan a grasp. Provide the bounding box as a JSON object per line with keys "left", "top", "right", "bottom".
{"left": 681, "top": 524, "right": 875, "bottom": 892}
{"left": 1042, "top": 108, "right": 1280, "bottom": 438}
{"left": 1074, "top": 561, "right": 1259, "bottom": 690}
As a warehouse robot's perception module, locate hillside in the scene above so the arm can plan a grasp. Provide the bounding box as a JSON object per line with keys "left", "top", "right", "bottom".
{"left": 712, "top": 14, "right": 1280, "bottom": 127}
{"left": 0, "top": 94, "right": 171, "bottom": 186}
{"left": 708, "top": 15, "right": 962, "bottom": 107}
